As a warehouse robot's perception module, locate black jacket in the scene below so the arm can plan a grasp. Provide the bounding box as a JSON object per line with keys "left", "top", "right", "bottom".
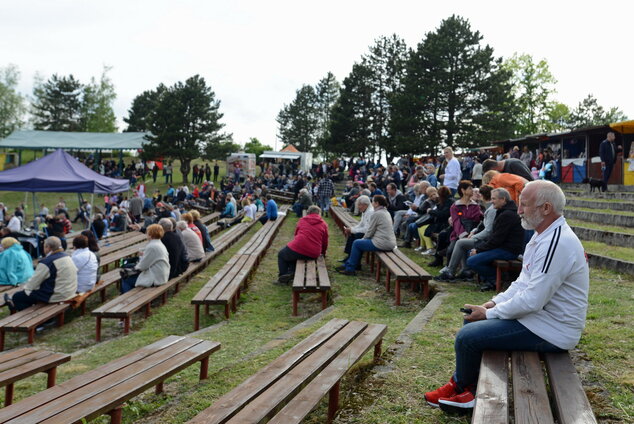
{"left": 475, "top": 200, "right": 525, "bottom": 255}
{"left": 161, "top": 231, "right": 189, "bottom": 279}
{"left": 387, "top": 193, "right": 408, "bottom": 215}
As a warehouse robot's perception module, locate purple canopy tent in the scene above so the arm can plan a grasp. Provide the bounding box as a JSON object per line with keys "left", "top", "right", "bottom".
{"left": 0, "top": 149, "right": 129, "bottom": 193}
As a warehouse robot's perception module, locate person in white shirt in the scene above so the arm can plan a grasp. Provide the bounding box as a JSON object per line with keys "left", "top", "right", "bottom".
{"left": 340, "top": 195, "right": 374, "bottom": 263}
{"left": 424, "top": 180, "right": 589, "bottom": 414}
{"left": 440, "top": 147, "right": 461, "bottom": 196}
{"left": 242, "top": 198, "right": 257, "bottom": 222}
{"left": 7, "top": 214, "right": 21, "bottom": 232}
{"left": 71, "top": 235, "right": 98, "bottom": 293}
{"left": 176, "top": 221, "right": 204, "bottom": 262}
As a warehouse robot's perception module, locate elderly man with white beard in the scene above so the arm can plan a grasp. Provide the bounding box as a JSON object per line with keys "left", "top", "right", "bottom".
{"left": 423, "top": 180, "right": 589, "bottom": 414}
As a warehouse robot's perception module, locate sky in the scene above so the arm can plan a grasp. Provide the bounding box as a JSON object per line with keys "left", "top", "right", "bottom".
{"left": 1, "top": 0, "right": 632, "bottom": 150}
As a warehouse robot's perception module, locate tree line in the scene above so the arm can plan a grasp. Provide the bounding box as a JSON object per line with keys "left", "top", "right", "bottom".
{"left": 276, "top": 15, "right": 628, "bottom": 161}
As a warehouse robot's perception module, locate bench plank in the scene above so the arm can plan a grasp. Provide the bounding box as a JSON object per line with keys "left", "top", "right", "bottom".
{"left": 472, "top": 351, "right": 509, "bottom": 424}
{"left": 544, "top": 353, "right": 598, "bottom": 424}
{"left": 512, "top": 351, "right": 554, "bottom": 424}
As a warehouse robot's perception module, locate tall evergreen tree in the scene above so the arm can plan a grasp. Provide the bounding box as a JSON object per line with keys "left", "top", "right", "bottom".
{"left": 32, "top": 74, "right": 83, "bottom": 131}
{"left": 0, "top": 65, "right": 26, "bottom": 138}
{"left": 124, "top": 84, "right": 166, "bottom": 132}
{"left": 143, "top": 75, "right": 231, "bottom": 183}
{"left": 276, "top": 85, "right": 319, "bottom": 151}
{"left": 81, "top": 66, "right": 117, "bottom": 132}
{"left": 314, "top": 72, "right": 340, "bottom": 155}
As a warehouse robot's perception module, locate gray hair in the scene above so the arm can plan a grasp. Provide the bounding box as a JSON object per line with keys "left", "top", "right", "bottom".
{"left": 45, "top": 236, "right": 62, "bottom": 251}
{"left": 176, "top": 221, "right": 188, "bottom": 231}
{"left": 356, "top": 195, "right": 371, "bottom": 206}
{"left": 306, "top": 205, "right": 321, "bottom": 215}
{"left": 492, "top": 188, "right": 511, "bottom": 202}
{"left": 527, "top": 180, "right": 566, "bottom": 214}
{"left": 158, "top": 218, "right": 173, "bottom": 232}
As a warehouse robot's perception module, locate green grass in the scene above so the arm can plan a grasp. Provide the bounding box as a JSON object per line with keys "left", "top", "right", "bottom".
{"left": 1, "top": 215, "right": 632, "bottom": 423}
{"left": 583, "top": 241, "right": 634, "bottom": 262}
{"left": 571, "top": 196, "right": 634, "bottom": 204}
{"left": 568, "top": 219, "right": 634, "bottom": 235}
{"left": 568, "top": 206, "right": 634, "bottom": 217}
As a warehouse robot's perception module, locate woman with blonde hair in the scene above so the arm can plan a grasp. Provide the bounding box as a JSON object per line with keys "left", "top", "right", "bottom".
{"left": 120, "top": 224, "right": 170, "bottom": 293}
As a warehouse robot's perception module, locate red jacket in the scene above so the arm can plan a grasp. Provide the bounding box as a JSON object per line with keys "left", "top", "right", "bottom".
{"left": 287, "top": 214, "right": 329, "bottom": 258}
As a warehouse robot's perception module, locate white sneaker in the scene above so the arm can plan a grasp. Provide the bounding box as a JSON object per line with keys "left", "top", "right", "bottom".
{"left": 414, "top": 246, "right": 423, "bottom": 252}
{"left": 438, "top": 266, "right": 450, "bottom": 274}
{"left": 421, "top": 249, "right": 435, "bottom": 256}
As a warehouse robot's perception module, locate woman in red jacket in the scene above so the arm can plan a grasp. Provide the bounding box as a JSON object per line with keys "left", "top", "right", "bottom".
{"left": 277, "top": 205, "right": 329, "bottom": 284}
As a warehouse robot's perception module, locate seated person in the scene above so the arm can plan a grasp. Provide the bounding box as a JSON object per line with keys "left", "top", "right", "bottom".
{"left": 277, "top": 205, "right": 329, "bottom": 284}
{"left": 4, "top": 236, "right": 77, "bottom": 312}
{"left": 336, "top": 195, "right": 396, "bottom": 276}
{"left": 190, "top": 210, "right": 215, "bottom": 252}
{"left": 0, "top": 237, "right": 34, "bottom": 286}
{"left": 425, "top": 180, "right": 588, "bottom": 414}
{"left": 259, "top": 194, "right": 278, "bottom": 225}
{"left": 242, "top": 198, "right": 257, "bottom": 222}
{"left": 292, "top": 188, "right": 313, "bottom": 218}
{"left": 176, "top": 220, "right": 205, "bottom": 262}
{"left": 71, "top": 235, "right": 98, "bottom": 293}
{"left": 120, "top": 224, "right": 170, "bottom": 293}
{"left": 466, "top": 187, "right": 526, "bottom": 291}
{"left": 110, "top": 209, "right": 128, "bottom": 232}
{"left": 91, "top": 214, "right": 107, "bottom": 239}
{"left": 158, "top": 218, "right": 189, "bottom": 279}
{"left": 341, "top": 195, "right": 374, "bottom": 263}
{"left": 220, "top": 193, "right": 237, "bottom": 219}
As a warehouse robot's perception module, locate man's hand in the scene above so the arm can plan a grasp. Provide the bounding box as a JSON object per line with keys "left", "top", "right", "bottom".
{"left": 463, "top": 304, "right": 487, "bottom": 322}
{"left": 343, "top": 226, "right": 351, "bottom": 236}
{"left": 482, "top": 301, "right": 496, "bottom": 309}
{"left": 469, "top": 249, "right": 477, "bottom": 257}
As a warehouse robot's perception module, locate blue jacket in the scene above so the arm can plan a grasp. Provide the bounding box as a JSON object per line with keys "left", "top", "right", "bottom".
{"left": 0, "top": 244, "right": 34, "bottom": 286}
{"left": 223, "top": 201, "right": 236, "bottom": 218}
{"left": 266, "top": 199, "right": 278, "bottom": 219}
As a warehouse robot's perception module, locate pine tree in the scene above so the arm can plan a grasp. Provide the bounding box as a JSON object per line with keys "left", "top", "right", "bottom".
{"left": 314, "top": 72, "right": 340, "bottom": 155}
{"left": 276, "top": 85, "right": 319, "bottom": 151}
{"left": 32, "top": 74, "right": 83, "bottom": 131}
{"left": 81, "top": 66, "right": 117, "bottom": 132}
{"left": 124, "top": 85, "right": 166, "bottom": 132}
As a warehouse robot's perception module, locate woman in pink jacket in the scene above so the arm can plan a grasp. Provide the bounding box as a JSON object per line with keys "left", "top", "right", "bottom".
{"left": 276, "top": 205, "right": 329, "bottom": 284}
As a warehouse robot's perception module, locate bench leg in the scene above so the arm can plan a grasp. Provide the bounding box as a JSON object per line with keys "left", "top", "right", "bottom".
{"left": 4, "top": 383, "right": 13, "bottom": 407}
{"left": 374, "top": 340, "right": 382, "bottom": 359}
{"left": 200, "top": 356, "right": 209, "bottom": 380}
{"left": 375, "top": 260, "right": 381, "bottom": 283}
{"left": 96, "top": 317, "right": 102, "bottom": 341}
{"left": 224, "top": 304, "right": 230, "bottom": 319}
{"left": 100, "top": 289, "right": 106, "bottom": 303}
{"left": 292, "top": 292, "right": 299, "bottom": 316}
{"left": 423, "top": 280, "right": 429, "bottom": 300}
{"left": 145, "top": 303, "right": 151, "bottom": 318}
{"left": 28, "top": 328, "right": 35, "bottom": 344}
{"left": 194, "top": 305, "right": 200, "bottom": 331}
{"left": 231, "top": 296, "right": 237, "bottom": 313}
{"left": 109, "top": 406, "right": 123, "bottom": 424}
{"left": 57, "top": 311, "right": 65, "bottom": 327}
{"left": 496, "top": 266, "right": 503, "bottom": 293}
{"left": 123, "top": 317, "right": 131, "bottom": 335}
{"left": 0, "top": 329, "right": 4, "bottom": 351}
{"left": 395, "top": 280, "right": 401, "bottom": 306}
{"left": 162, "top": 292, "right": 167, "bottom": 305}
{"left": 81, "top": 301, "right": 87, "bottom": 316}
{"left": 321, "top": 291, "right": 328, "bottom": 310}
{"left": 327, "top": 380, "right": 340, "bottom": 423}
{"left": 155, "top": 382, "right": 164, "bottom": 394}
{"left": 47, "top": 367, "right": 57, "bottom": 388}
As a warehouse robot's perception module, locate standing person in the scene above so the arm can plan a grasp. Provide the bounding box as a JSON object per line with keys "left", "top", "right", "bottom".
{"left": 165, "top": 162, "right": 173, "bottom": 184}
{"left": 440, "top": 147, "right": 461, "bottom": 196}
{"left": 276, "top": 205, "right": 329, "bottom": 284}
{"left": 482, "top": 157, "right": 534, "bottom": 182}
{"left": 317, "top": 175, "right": 335, "bottom": 217}
{"left": 520, "top": 146, "right": 533, "bottom": 169}
{"left": 121, "top": 224, "right": 170, "bottom": 294}
{"left": 129, "top": 192, "right": 144, "bottom": 223}
{"left": 152, "top": 162, "right": 159, "bottom": 183}
{"left": 424, "top": 180, "right": 589, "bottom": 414}
{"left": 205, "top": 163, "right": 211, "bottom": 182}
{"left": 4, "top": 237, "right": 77, "bottom": 312}
{"left": 471, "top": 158, "right": 483, "bottom": 188}
{"left": 599, "top": 131, "right": 619, "bottom": 192}
{"left": 336, "top": 195, "right": 396, "bottom": 276}
{"left": 482, "top": 170, "right": 528, "bottom": 205}
{"left": 213, "top": 161, "right": 220, "bottom": 182}
{"left": 259, "top": 194, "right": 278, "bottom": 225}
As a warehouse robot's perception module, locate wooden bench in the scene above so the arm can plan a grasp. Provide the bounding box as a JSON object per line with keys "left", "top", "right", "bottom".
{"left": 0, "top": 303, "right": 70, "bottom": 351}
{"left": 0, "top": 335, "right": 220, "bottom": 424}
{"left": 96, "top": 232, "right": 147, "bottom": 256}
{"left": 0, "top": 347, "right": 70, "bottom": 406}
{"left": 192, "top": 209, "right": 288, "bottom": 327}
{"left": 93, "top": 220, "right": 258, "bottom": 341}
{"left": 66, "top": 269, "right": 123, "bottom": 315}
{"left": 267, "top": 188, "right": 295, "bottom": 203}
{"left": 473, "top": 350, "right": 597, "bottom": 424}
{"left": 292, "top": 256, "right": 331, "bottom": 316}
{"left": 218, "top": 210, "right": 245, "bottom": 228}
{"left": 187, "top": 318, "right": 386, "bottom": 424}
{"left": 372, "top": 249, "right": 432, "bottom": 305}
{"left": 492, "top": 259, "right": 523, "bottom": 293}
{"left": 330, "top": 205, "right": 358, "bottom": 233}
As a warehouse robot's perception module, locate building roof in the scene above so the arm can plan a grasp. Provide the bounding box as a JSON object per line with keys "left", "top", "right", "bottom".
{"left": 0, "top": 130, "right": 149, "bottom": 150}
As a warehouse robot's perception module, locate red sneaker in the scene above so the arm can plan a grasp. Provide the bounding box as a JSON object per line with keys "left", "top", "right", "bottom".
{"left": 424, "top": 377, "right": 459, "bottom": 407}
{"left": 438, "top": 389, "right": 476, "bottom": 414}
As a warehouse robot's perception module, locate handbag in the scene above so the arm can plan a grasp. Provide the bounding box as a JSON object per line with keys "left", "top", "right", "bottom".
{"left": 415, "top": 213, "right": 434, "bottom": 227}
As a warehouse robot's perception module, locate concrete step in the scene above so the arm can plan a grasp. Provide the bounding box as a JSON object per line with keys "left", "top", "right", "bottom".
{"left": 566, "top": 209, "right": 634, "bottom": 228}
{"left": 587, "top": 253, "right": 634, "bottom": 276}
{"left": 567, "top": 198, "right": 634, "bottom": 212}
{"left": 572, "top": 226, "right": 634, "bottom": 249}
{"left": 562, "top": 183, "right": 634, "bottom": 192}
{"left": 564, "top": 190, "right": 634, "bottom": 201}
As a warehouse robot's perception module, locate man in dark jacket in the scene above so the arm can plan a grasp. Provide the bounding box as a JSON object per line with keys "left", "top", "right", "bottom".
{"left": 482, "top": 158, "right": 534, "bottom": 182}
{"left": 386, "top": 183, "right": 408, "bottom": 217}
{"left": 599, "top": 131, "right": 619, "bottom": 191}
{"left": 466, "top": 188, "right": 525, "bottom": 291}
{"left": 158, "top": 218, "right": 188, "bottom": 279}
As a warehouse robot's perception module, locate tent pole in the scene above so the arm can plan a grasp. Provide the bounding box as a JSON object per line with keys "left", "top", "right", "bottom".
{"left": 32, "top": 192, "right": 37, "bottom": 222}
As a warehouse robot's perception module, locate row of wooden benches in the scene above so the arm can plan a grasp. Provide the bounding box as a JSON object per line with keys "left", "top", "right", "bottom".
{"left": 0, "top": 318, "right": 386, "bottom": 424}
{"left": 329, "top": 206, "right": 431, "bottom": 305}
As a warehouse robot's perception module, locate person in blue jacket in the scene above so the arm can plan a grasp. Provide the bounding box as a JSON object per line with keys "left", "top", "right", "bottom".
{"left": 0, "top": 237, "right": 34, "bottom": 286}
{"left": 259, "top": 194, "right": 278, "bottom": 225}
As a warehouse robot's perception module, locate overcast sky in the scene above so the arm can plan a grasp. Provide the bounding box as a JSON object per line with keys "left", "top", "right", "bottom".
{"left": 2, "top": 0, "right": 632, "bottom": 150}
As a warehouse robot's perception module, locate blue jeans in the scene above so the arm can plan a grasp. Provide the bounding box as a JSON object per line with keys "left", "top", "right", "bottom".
{"left": 466, "top": 248, "right": 517, "bottom": 284}
{"left": 292, "top": 203, "right": 304, "bottom": 218}
{"left": 454, "top": 319, "right": 564, "bottom": 390}
{"left": 345, "top": 239, "right": 380, "bottom": 272}
{"left": 318, "top": 195, "right": 330, "bottom": 212}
